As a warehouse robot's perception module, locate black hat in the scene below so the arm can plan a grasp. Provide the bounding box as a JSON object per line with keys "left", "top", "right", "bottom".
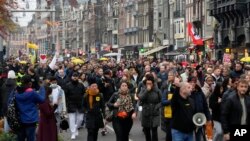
{"left": 104, "top": 69, "right": 111, "bottom": 75}
{"left": 72, "top": 72, "right": 79, "bottom": 77}
{"left": 88, "top": 76, "right": 97, "bottom": 85}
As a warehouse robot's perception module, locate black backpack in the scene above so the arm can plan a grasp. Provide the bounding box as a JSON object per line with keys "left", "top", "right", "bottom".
{"left": 6, "top": 91, "right": 21, "bottom": 132}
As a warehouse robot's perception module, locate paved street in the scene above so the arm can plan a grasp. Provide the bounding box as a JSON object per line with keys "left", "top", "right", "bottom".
{"left": 59, "top": 118, "right": 166, "bottom": 141}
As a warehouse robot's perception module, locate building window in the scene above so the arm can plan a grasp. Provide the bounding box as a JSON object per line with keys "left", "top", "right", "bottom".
{"left": 180, "top": 20, "right": 184, "bottom": 33}
{"left": 130, "top": 35, "right": 132, "bottom": 45}
{"left": 114, "top": 19, "right": 118, "bottom": 30}
{"left": 113, "top": 34, "right": 118, "bottom": 45}
{"left": 164, "top": 33, "right": 167, "bottom": 39}
{"left": 158, "top": 19, "right": 161, "bottom": 27}
{"left": 113, "top": 9, "right": 118, "bottom": 17}
{"left": 158, "top": 12, "right": 162, "bottom": 18}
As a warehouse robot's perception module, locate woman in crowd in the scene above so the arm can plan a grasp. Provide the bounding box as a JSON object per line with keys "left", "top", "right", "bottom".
{"left": 107, "top": 80, "right": 136, "bottom": 141}
{"left": 138, "top": 74, "right": 162, "bottom": 141}
{"left": 209, "top": 82, "right": 224, "bottom": 141}
{"left": 83, "top": 77, "right": 105, "bottom": 141}
{"left": 190, "top": 69, "right": 202, "bottom": 87}
{"left": 79, "top": 73, "right": 89, "bottom": 88}
{"left": 201, "top": 74, "right": 215, "bottom": 106}
{"left": 38, "top": 86, "right": 58, "bottom": 141}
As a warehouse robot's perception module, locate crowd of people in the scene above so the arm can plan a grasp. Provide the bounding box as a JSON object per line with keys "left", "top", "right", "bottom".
{"left": 0, "top": 55, "right": 250, "bottom": 141}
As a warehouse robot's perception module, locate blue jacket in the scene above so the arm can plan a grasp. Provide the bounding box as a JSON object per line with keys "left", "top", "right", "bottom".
{"left": 16, "top": 86, "right": 45, "bottom": 124}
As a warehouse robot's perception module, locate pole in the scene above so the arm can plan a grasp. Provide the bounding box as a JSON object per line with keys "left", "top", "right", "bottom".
{"left": 52, "top": 6, "right": 56, "bottom": 48}
{"left": 60, "top": 0, "right": 66, "bottom": 50}
{"left": 10, "top": 9, "right": 56, "bottom": 12}
{"left": 0, "top": 37, "right": 3, "bottom": 64}
{"left": 76, "top": 11, "right": 79, "bottom": 56}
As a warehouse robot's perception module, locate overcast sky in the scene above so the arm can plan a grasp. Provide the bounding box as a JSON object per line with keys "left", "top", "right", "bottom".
{"left": 13, "top": 0, "right": 36, "bottom": 27}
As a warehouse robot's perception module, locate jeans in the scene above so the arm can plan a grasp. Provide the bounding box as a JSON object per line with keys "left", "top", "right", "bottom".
{"left": 17, "top": 124, "right": 36, "bottom": 141}
{"left": 87, "top": 128, "right": 99, "bottom": 141}
{"left": 165, "top": 118, "right": 172, "bottom": 141}
{"left": 4, "top": 117, "right": 10, "bottom": 133}
{"left": 213, "top": 121, "right": 223, "bottom": 141}
{"left": 195, "top": 127, "right": 206, "bottom": 141}
{"left": 112, "top": 117, "right": 133, "bottom": 141}
{"left": 143, "top": 127, "right": 158, "bottom": 141}
{"left": 171, "top": 129, "right": 193, "bottom": 141}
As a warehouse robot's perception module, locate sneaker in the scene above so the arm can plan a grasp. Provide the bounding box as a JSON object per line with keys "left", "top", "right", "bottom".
{"left": 71, "top": 134, "right": 76, "bottom": 140}
{"left": 75, "top": 130, "right": 79, "bottom": 136}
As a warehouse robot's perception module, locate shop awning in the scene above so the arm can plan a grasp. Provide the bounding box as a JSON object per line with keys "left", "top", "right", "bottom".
{"left": 140, "top": 45, "right": 168, "bottom": 56}
{"left": 165, "top": 51, "right": 189, "bottom": 56}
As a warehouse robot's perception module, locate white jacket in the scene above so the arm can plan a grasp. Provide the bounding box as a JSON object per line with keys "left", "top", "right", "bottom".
{"left": 50, "top": 84, "right": 67, "bottom": 114}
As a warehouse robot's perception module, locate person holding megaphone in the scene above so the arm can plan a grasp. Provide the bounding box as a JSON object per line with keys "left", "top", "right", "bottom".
{"left": 188, "top": 76, "right": 213, "bottom": 141}
{"left": 171, "top": 82, "right": 195, "bottom": 141}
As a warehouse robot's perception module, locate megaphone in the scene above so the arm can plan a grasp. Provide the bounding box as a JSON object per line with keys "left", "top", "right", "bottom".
{"left": 193, "top": 113, "right": 207, "bottom": 127}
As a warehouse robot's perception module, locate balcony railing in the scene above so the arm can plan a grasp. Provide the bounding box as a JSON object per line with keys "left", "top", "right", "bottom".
{"left": 173, "top": 10, "right": 185, "bottom": 19}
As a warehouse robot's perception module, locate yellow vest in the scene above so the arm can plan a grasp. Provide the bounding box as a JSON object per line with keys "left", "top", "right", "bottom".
{"left": 16, "top": 73, "right": 25, "bottom": 86}
{"left": 164, "top": 93, "right": 173, "bottom": 118}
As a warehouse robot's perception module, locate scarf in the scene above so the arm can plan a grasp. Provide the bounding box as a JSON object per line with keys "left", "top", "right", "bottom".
{"left": 86, "top": 88, "right": 99, "bottom": 109}
{"left": 118, "top": 90, "right": 134, "bottom": 113}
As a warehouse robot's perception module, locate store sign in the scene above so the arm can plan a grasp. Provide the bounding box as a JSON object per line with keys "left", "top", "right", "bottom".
{"left": 163, "top": 40, "right": 169, "bottom": 46}
{"left": 174, "top": 33, "right": 185, "bottom": 39}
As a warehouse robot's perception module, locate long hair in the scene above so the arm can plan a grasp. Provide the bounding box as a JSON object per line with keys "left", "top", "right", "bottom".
{"left": 213, "top": 82, "right": 223, "bottom": 97}
{"left": 222, "top": 77, "right": 230, "bottom": 93}
{"left": 45, "top": 86, "right": 52, "bottom": 100}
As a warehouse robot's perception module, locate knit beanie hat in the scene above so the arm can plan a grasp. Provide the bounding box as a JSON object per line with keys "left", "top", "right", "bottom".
{"left": 7, "top": 70, "right": 16, "bottom": 79}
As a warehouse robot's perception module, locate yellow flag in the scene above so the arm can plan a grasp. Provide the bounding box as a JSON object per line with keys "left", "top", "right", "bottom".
{"left": 27, "top": 43, "right": 38, "bottom": 50}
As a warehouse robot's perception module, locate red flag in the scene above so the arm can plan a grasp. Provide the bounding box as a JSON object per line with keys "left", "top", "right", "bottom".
{"left": 188, "top": 23, "right": 203, "bottom": 45}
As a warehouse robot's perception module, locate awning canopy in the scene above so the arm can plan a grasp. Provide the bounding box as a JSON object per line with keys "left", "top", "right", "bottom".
{"left": 140, "top": 45, "right": 168, "bottom": 56}
{"left": 165, "top": 51, "right": 189, "bottom": 56}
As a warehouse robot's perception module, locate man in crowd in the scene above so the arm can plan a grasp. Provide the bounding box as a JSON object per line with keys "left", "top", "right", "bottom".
{"left": 55, "top": 69, "right": 69, "bottom": 91}
{"left": 171, "top": 82, "right": 195, "bottom": 141}
{"left": 0, "top": 70, "right": 17, "bottom": 132}
{"left": 221, "top": 79, "right": 250, "bottom": 141}
{"left": 64, "top": 72, "right": 86, "bottom": 140}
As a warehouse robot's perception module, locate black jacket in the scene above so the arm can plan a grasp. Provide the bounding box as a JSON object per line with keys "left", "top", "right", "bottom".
{"left": 221, "top": 92, "right": 250, "bottom": 134}
{"left": 83, "top": 93, "right": 105, "bottom": 129}
{"left": 190, "top": 86, "right": 212, "bottom": 121}
{"left": 99, "top": 76, "right": 116, "bottom": 102}
{"left": 56, "top": 74, "right": 69, "bottom": 91}
{"left": 209, "top": 91, "right": 223, "bottom": 122}
{"left": 171, "top": 88, "right": 196, "bottom": 133}
{"left": 138, "top": 87, "right": 162, "bottom": 128}
{"left": 0, "top": 78, "right": 16, "bottom": 115}
{"left": 64, "top": 81, "right": 85, "bottom": 113}
{"left": 36, "top": 67, "right": 47, "bottom": 79}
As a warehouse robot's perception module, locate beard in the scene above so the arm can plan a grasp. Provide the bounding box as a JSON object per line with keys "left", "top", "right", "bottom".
{"left": 72, "top": 80, "right": 78, "bottom": 85}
